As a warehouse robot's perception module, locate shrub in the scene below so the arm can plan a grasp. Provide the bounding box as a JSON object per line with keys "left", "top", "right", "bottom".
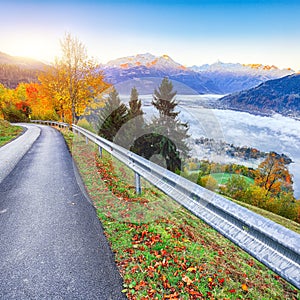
{"left": 2, "top": 104, "right": 29, "bottom": 122}
{"left": 198, "top": 175, "right": 218, "bottom": 191}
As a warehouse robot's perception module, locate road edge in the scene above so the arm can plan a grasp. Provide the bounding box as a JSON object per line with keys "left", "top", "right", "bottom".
{"left": 0, "top": 123, "right": 41, "bottom": 184}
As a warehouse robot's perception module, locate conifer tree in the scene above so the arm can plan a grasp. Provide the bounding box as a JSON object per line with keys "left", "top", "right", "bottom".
{"left": 97, "top": 87, "right": 128, "bottom": 142}
{"left": 114, "top": 87, "right": 145, "bottom": 149}
{"left": 128, "top": 87, "right": 143, "bottom": 119}
{"left": 151, "top": 77, "right": 190, "bottom": 157}
{"left": 152, "top": 77, "right": 178, "bottom": 118}
{"left": 132, "top": 78, "right": 190, "bottom": 173}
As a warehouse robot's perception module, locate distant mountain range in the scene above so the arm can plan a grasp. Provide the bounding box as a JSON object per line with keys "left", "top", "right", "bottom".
{"left": 190, "top": 62, "right": 293, "bottom": 94}
{"left": 102, "top": 53, "right": 221, "bottom": 94}
{"left": 219, "top": 74, "right": 300, "bottom": 117}
{"left": 102, "top": 53, "right": 294, "bottom": 95}
{"left": 0, "top": 50, "right": 295, "bottom": 97}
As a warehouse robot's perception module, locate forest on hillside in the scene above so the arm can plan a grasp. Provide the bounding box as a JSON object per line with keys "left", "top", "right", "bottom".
{"left": 0, "top": 64, "right": 39, "bottom": 88}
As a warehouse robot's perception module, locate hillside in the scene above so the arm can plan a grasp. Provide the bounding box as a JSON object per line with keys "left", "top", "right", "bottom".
{"left": 0, "top": 51, "right": 46, "bottom": 69}
{"left": 0, "top": 52, "right": 46, "bottom": 88}
{"left": 219, "top": 74, "right": 300, "bottom": 117}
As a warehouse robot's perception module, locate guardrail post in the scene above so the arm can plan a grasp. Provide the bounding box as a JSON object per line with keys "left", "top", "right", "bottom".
{"left": 98, "top": 146, "right": 103, "bottom": 158}
{"left": 135, "top": 172, "right": 142, "bottom": 194}
{"left": 85, "top": 136, "right": 88, "bottom": 144}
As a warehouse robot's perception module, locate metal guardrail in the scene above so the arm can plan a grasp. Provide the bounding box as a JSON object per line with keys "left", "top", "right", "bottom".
{"left": 31, "top": 120, "right": 70, "bottom": 128}
{"left": 32, "top": 120, "right": 300, "bottom": 289}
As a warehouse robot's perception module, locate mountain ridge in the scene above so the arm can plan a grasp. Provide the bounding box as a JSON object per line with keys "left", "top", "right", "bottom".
{"left": 219, "top": 74, "right": 300, "bottom": 117}
{"left": 0, "top": 51, "right": 46, "bottom": 69}
{"left": 0, "top": 50, "right": 296, "bottom": 95}
{"left": 102, "top": 53, "right": 294, "bottom": 95}
{"left": 0, "top": 51, "right": 46, "bottom": 88}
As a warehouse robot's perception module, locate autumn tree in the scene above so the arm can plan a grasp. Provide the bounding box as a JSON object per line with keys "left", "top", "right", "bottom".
{"left": 255, "top": 152, "right": 293, "bottom": 196}
{"left": 0, "top": 83, "right": 7, "bottom": 118}
{"left": 220, "top": 175, "right": 251, "bottom": 202}
{"left": 0, "top": 83, "right": 30, "bottom": 122}
{"left": 25, "top": 83, "right": 57, "bottom": 120}
{"left": 198, "top": 175, "right": 218, "bottom": 191}
{"left": 39, "top": 33, "right": 109, "bottom": 124}
{"left": 97, "top": 87, "right": 128, "bottom": 142}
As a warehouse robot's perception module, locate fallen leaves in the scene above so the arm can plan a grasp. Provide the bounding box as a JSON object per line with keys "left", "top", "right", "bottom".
{"left": 242, "top": 283, "right": 249, "bottom": 292}
{"left": 64, "top": 135, "right": 300, "bottom": 300}
{"left": 182, "top": 275, "right": 193, "bottom": 286}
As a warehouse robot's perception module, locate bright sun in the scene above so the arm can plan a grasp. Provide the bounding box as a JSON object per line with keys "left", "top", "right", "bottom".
{"left": 6, "top": 35, "right": 59, "bottom": 63}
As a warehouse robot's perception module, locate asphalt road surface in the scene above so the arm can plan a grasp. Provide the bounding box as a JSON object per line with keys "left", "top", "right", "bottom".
{"left": 0, "top": 125, "right": 126, "bottom": 299}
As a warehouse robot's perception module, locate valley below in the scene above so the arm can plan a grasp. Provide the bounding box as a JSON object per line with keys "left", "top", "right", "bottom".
{"left": 118, "top": 94, "right": 300, "bottom": 198}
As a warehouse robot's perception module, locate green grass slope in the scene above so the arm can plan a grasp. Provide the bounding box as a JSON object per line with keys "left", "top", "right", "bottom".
{"left": 0, "top": 120, "right": 23, "bottom": 147}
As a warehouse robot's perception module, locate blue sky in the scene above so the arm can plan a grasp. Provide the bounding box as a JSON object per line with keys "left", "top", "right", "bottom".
{"left": 1, "top": 0, "right": 299, "bottom": 70}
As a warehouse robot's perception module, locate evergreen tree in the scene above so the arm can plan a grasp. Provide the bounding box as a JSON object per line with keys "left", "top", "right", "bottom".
{"left": 114, "top": 87, "right": 145, "bottom": 149}
{"left": 97, "top": 87, "right": 128, "bottom": 142}
{"left": 152, "top": 77, "right": 178, "bottom": 118}
{"left": 151, "top": 77, "right": 190, "bottom": 157}
{"left": 128, "top": 87, "right": 143, "bottom": 119}
{"left": 132, "top": 78, "right": 190, "bottom": 173}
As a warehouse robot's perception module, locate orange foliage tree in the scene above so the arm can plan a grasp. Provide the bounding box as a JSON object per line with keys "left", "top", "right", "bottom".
{"left": 0, "top": 82, "right": 58, "bottom": 121}
{"left": 254, "top": 152, "right": 293, "bottom": 196}
{"left": 38, "top": 33, "right": 110, "bottom": 124}
{"left": 25, "top": 82, "right": 57, "bottom": 119}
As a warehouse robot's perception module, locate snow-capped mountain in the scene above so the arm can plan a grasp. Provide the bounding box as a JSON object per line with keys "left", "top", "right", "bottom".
{"left": 102, "top": 53, "right": 221, "bottom": 95}
{"left": 190, "top": 61, "right": 294, "bottom": 94}
{"left": 102, "top": 54, "right": 295, "bottom": 95}
{"left": 191, "top": 61, "right": 293, "bottom": 76}
{"left": 105, "top": 53, "right": 187, "bottom": 72}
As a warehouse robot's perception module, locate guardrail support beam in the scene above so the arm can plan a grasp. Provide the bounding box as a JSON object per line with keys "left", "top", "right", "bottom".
{"left": 135, "top": 172, "right": 142, "bottom": 195}
{"left": 98, "top": 146, "right": 103, "bottom": 158}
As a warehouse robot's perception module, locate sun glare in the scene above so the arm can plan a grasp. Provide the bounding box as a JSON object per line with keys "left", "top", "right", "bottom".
{"left": 6, "top": 35, "right": 59, "bottom": 63}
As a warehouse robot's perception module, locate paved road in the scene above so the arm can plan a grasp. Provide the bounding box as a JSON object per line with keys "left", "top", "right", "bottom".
{"left": 0, "top": 125, "right": 126, "bottom": 299}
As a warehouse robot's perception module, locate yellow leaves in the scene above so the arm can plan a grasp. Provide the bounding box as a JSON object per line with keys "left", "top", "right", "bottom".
{"left": 182, "top": 275, "right": 193, "bottom": 286}
{"left": 38, "top": 34, "right": 111, "bottom": 123}
{"left": 255, "top": 152, "right": 292, "bottom": 197}
{"left": 242, "top": 283, "right": 248, "bottom": 292}
{"left": 186, "top": 267, "right": 197, "bottom": 272}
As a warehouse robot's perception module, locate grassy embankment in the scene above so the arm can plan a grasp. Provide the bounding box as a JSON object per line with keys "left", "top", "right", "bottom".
{"left": 188, "top": 171, "right": 254, "bottom": 185}
{"left": 0, "top": 120, "right": 23, "bottom": 147}
{"left": 207, "top": 173, "right": 254, "bottom": 185}
{"left": 61, "top": 128, "right": 299, "bottom": 300}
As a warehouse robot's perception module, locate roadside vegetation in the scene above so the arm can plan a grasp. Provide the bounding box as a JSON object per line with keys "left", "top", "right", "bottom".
{"left": 61, "top": 128, "right": 299, "bottom": 299}
{"left": 0, "top": 119, "right": 23, "bottom": 147}
{"left": 183, "top": 157, "right": 300, "bottom": 224}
